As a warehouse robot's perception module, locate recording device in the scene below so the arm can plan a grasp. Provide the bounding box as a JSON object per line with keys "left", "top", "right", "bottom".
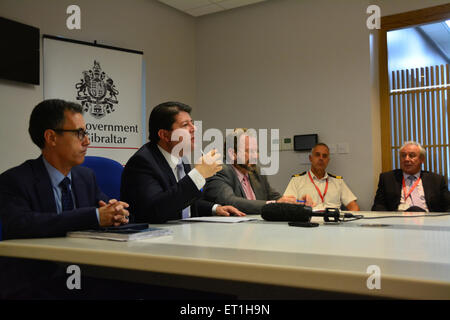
{"left": 313, "top": 208, "right": 340, "bottom": 222}
{"left": 288, "top": 221, "right": 319, "bottom": 228}
{"left": 261, "top": 203, "right": 341, "bottom": 224}
{"left": 405, "top": 206, "right": 426, "bottom": 212}
{"left": 261, "top": 203, "right": 313, "bottom": 222}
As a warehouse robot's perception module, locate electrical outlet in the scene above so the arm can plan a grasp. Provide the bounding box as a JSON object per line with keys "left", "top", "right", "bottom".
{"left": 337, "top": 143, "right": 350, "bottom": 154}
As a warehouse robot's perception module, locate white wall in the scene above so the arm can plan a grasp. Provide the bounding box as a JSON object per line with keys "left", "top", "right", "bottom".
{"left": 0, "top": 0, "right": 196, "bottom": 172}
{"left": 1, "top": 0, "right": 448, "bottom": 210}
{"left": 195, "top": 0, "right": 449, "bottom": 210}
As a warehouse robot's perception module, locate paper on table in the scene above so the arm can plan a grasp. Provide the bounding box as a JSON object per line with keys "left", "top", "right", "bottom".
{"left": 182, "top": 216, "right": 257, "bottom": 223}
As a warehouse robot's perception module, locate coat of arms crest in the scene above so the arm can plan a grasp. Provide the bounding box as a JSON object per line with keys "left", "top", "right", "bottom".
{"left": 75, "top": 60, "right": 119, "bottom": 119}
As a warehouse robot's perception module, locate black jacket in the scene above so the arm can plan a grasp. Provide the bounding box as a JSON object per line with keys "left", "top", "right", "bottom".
{"left": 372, "top": 169, "right": 450, "bottom": 212}
{"left": 121, "top": 142, "right": 213, "bottom": 223}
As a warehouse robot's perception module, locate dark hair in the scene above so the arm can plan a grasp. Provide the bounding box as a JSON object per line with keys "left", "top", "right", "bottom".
{"left": 148, "top": 101, "right": 192, "bottom": 143}
{"left": 28, "top": 99, "right": 83, "bottom": 149}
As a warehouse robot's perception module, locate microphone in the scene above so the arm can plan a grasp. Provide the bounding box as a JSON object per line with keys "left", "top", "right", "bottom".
{"left": 405, "top": 206, "right": 426, "bottom": 212}
{"left": 261, "top": 203, "right": 313, "bottom": 222}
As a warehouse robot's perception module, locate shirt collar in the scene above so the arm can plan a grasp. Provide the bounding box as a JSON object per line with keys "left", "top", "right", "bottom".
{"left": 42, "top": 156, "right": 72, "bottom": 188}
{"left": 403, "top": 171, "right": 421, "bottom": 181}
{"left": 157, "top": 144, "right": 181, "bottom": 170}
{"left": 309, "top": 170, "right": 328, "bottom": 181}
{"left": 232, "top": 165, "right": 249, "bottom": 183}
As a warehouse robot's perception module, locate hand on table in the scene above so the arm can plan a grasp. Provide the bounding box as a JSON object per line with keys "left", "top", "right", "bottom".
{"left": 215, "top": 205, "right": 246, "bottom": 217}
{"left": 98, "top": 199, "right": 130, "bottom": 227}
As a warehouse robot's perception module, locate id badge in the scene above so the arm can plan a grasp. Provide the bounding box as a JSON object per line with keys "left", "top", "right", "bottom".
{"left": 398, "top": 202, "right": 409, "bottom": 211}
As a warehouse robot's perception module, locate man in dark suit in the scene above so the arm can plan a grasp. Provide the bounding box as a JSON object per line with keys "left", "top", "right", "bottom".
{"left": 372, "top": 141, "right": 450, "bottom": 212}
{"left": 204, "top": 129, "right": 312, "bottom": 214}
{"left": 121, "top": 101, "right": 244, "bottom": 224}
{"left": 0, "top": 99, "right": 129, "bottom": 298}
{"left": 0, "top": 99, "right": 129, "bottom": 239}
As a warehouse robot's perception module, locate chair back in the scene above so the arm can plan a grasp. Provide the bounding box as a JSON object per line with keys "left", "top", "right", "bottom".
{"left": 81, "top": 156, "right": 124, "bottom": 200}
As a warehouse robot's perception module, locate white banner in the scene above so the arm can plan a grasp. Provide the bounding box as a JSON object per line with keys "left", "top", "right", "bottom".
{"left": 43, "top": 36, "right": 144, "bottom": 165}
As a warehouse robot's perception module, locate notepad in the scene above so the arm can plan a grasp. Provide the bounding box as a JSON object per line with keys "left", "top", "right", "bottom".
{"left": 182, "top": 216, "right": 257, "bottom": 223}
{"left": 66, "top": 223, "right": 173, "bottom": 241}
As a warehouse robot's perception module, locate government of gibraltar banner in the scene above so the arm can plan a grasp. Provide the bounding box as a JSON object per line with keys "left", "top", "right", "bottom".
{"left": 43, "top": 35, "right": 144, "bottom": 165}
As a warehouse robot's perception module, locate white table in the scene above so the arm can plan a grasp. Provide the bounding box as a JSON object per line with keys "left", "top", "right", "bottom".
{"left": 1, "top": 211, "right": 449, "bottom": 299}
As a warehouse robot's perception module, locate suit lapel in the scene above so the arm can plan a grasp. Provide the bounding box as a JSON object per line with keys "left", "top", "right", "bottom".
{"left": 228, "top": 165, "right": 246, "bottom": 197}
{"left": 149, "top": 143, "right": 177, "bottom": 186}
{"left": 394, "top": 169, "right": 403, "bottom": 200}
{"left": 32, "top": 156, "right": 57, "bottom": 213}
{"left": 71, "top": 168, "right": 89, "bottom": 208}
{"left": 420, "top": 171, "right": 433, "bottom": 208}
{"left": 249, "top": 171, "right": 265, "bottom": 200}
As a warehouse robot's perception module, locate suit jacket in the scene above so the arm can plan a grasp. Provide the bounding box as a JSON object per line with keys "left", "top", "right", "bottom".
{"left": 0, "top": 155, "right": 108, "bottom": 298}
{"left": 120, "top": 142, "right": 214, "bottom": 224}
{"left": 204, "top": 164, "right": 281, "bottom": 214}
{"left": 0, "top": 156, "right": 108, "bottom": 240}
{"left": 372, "top": 169, "right": 450, "bottom": 212}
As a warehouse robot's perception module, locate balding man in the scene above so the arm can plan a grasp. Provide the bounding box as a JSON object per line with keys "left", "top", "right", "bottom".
{"left": 372, "top": 141, "right": 450, "bottom": 212}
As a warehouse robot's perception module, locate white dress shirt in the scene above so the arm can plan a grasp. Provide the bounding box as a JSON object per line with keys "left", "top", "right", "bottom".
{"left": 157, "top": 145, "right": 218, "bottom": 214}
{"left": 398, "top": 171, "right": 429, "bottom": 212}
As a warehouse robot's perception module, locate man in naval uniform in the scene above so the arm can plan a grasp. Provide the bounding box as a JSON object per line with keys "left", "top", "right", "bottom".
{"left": 284, "top": 143, "right": 360, "bottom": 211}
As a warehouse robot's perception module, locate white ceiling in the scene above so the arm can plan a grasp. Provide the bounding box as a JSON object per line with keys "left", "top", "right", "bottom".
{"left": 419, "top": 21, "right": 450, "bottom": 60}
{"left": 158, "top": 0, "right": 268, "bottom": 17}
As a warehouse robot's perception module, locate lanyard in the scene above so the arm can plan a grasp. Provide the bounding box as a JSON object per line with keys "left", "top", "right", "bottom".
{"left": 308, "top": 171, "right": 328, "bottom": 203}
{"left": 402, "top": 176, "right": 421, "bottom": 201}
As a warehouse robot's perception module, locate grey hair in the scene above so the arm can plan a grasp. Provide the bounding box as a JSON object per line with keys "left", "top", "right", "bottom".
{"left": 400, "top": 141, "right": 426, "bottom": 159}
{"left": 310, "top": 142, "right": 330, "bottom": 155}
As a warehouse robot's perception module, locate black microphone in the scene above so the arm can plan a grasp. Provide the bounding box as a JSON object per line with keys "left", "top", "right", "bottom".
{"left": 405, "top": 206, "right": 426, "bottom": 212}
{"left": 261, "top": 203, "right": 313, "bottom": 222}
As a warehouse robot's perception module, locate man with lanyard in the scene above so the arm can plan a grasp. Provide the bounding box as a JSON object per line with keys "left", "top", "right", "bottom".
{"left": 372, "top": 141, "right": 450, "bottom": 212}
{"left": 284, "top": 143, "right": 360, "bottom": 211}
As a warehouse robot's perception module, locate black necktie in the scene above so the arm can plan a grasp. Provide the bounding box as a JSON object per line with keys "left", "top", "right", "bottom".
{"left": 60, "top": 177, "right": 74, "bottom": 211}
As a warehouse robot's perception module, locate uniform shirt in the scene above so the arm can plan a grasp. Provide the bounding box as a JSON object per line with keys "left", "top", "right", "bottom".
{"left": 284, "top": 170, "right": 357, "bottom": 211}
{"left": 398, "top": 172, "right": 429, "bottom": 212}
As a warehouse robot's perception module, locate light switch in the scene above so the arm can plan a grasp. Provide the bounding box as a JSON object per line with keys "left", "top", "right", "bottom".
{"left": 337, "top": 143, "right": 350, "bottom": 154}
{"left": 328, "top": 144, "right": 337, "bottom": 154}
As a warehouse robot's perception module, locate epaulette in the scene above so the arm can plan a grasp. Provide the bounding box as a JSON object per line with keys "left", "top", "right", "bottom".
{"left": 292, "top": 171, "right": 306, "bottom": 177}
{"left": 328, "top": 173, "right": 343, "bottom": 179}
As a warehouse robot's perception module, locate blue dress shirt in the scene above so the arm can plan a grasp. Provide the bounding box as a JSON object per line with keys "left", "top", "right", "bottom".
{"left": 43, "top": 157, "right": 100, "bottom": 221}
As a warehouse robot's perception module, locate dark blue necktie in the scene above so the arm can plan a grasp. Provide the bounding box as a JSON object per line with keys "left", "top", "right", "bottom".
{"left": 60, "top": 177, "right": 74, "bottom": 212}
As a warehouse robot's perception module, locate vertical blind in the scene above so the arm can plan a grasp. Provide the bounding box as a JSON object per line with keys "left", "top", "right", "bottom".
{"left": 389, "top": 64, "right": 449, "bottom": 182}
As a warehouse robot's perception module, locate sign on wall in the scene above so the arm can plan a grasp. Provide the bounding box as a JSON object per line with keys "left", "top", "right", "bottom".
{"left": 43, "top": 35, "right": 144, "bottom": 165}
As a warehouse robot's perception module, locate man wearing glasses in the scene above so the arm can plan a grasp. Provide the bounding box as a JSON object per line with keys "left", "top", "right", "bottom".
{"left": 0, "top": 99, "right": 129, "bottom": 240}
{"left": 0, "top": 99, "right": 130, "bottom": 298}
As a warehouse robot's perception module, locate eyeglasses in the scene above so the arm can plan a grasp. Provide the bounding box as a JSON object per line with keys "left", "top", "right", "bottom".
{"left": 53, "top": 128, "right": 89, "bottom": 140}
